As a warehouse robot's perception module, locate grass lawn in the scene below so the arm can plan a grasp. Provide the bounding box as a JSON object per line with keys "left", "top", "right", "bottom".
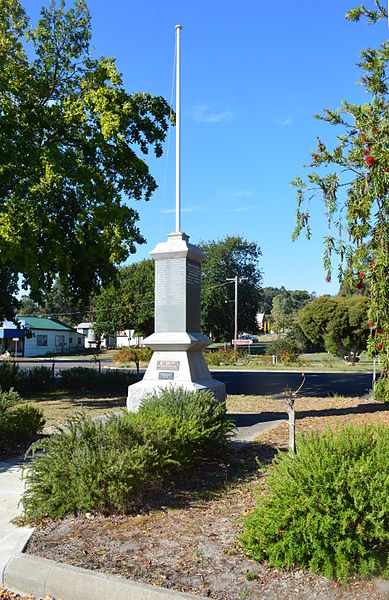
{"left": 23, "top": 389, "right": 126, "bottom": 428}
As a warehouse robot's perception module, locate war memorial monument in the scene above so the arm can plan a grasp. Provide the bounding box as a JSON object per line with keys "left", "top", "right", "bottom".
{"left": 127, "top": 26, "right": 225, "bottom": 411}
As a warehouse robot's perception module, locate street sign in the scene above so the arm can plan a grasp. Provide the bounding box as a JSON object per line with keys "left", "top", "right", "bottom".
{"left": 12, "top": 338, "right": 19, "bottom": 342}
{"left": 232, "top": 339, "right": 253, "bottom": 345}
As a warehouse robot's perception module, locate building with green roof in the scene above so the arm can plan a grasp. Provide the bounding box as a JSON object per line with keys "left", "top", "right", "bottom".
{"left": 0, "top": 316, "right": 85, "bottom": 357}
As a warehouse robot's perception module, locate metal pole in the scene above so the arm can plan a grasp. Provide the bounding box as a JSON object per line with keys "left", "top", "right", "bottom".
{"left": 175, "top": 24, "right": 182, "bottom": 233}
{"left": 15, "top": 339, "right": 17, "bottom": 359}
{"left": 373, "top": 357, "right": 377, "bottom": 391}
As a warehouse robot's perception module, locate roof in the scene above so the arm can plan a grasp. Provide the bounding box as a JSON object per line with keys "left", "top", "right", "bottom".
{"left": 77, "top": 322, "right": 92, "bottom": 329}
{"left": 18, "top": 316, "right": 77, "bottom": 332}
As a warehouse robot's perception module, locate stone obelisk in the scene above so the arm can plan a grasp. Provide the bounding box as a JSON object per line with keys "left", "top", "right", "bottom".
{"left": 127, "top": 25, "right": 225, "bottom": 412}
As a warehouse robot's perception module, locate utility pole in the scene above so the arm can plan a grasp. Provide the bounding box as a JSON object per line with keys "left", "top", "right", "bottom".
{"left": 226, "top": 276, "right": 238, "bottom": 354}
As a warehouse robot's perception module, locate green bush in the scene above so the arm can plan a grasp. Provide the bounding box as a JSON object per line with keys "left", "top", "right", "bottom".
{"left": 0, "top": 388, "right": 45, "bottom": 452}
{"left": 0, "top": 361, "right": 20, "bottom": 391}
{"left": 57, "top": 367, "right": 137, "bottom": 394}
{"left": 241, "top": 426, "right": 389, "bottom": 581}
{"left": 18, "top": 366, "right": 53, "bottom": 393}
{"left": 374, "top": 377, "right": 389, "bottom": 403}
{"left": 138, "top": 387, "right": 233, "bottom": 461}
{"left": 204, "top": 348, "right": 237, "bottom": 366}
{"left": 22, "top": 388, "right": 234, "bottom": 521}
{"left": 265, "top": 339, "right": 298, "bottom": 363}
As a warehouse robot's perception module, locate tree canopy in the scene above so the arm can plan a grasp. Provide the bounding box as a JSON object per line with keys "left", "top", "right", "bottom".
{"left": 92, "top": 259, "right": 154, "bottom": 339}
{"left": 292, "top": 2, "right": 389, "bottom": 378}
{"left": 199, "top": 236, "right": 262, "bottom": 341}
{"left": 0, "top": 0, "right": 170, "bottom": 321}
{"left": 298, "top": 295, "right": 369, "bottom": 361}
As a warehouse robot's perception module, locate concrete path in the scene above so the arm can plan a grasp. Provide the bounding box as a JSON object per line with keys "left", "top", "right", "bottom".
{"left": 0, "top": 457, "right": 33, "bottom": 579}
{"left": 232, "top": 413, "right": 285, "bottom": 442}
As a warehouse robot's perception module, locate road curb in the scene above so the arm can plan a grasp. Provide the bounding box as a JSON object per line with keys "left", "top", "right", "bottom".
{"left": 2, "top": 553, "right": 206, "bottom": 600}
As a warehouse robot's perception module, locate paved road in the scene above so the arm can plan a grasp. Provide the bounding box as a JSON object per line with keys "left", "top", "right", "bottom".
{"left": 213, "top": 370, "right": 373, "bottom": 397}
{"left": 10, "top": 359, "right": 374, "bottom": 397}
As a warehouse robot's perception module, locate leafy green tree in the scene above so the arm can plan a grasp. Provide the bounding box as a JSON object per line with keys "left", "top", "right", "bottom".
{"left": 0, "top": 0, "right": 170, "bottom": 320}
{"left": 292, "top": 2, "right": 389, "bottom": 377}
{"left": 298, "top": 295, "right": 369, "bottom": 362}
{"left": 199, "top": 236, "right": 262, "bottom": 341}
{"left": 93, "top": 259, "right": 154, "bottom": 338}
{"left": 270, "top": 294, "right": 293, "bottom": 335}
{"left": 0, "top": 265, "right": 18, "bottom": 321}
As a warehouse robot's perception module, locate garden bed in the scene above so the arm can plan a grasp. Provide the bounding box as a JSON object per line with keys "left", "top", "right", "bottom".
{"left": 25, "top": 394, "right": 389, "bottom": 600}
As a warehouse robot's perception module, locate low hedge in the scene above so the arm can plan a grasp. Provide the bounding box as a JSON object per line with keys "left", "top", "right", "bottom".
{"left": 22, "top": 387, "right": 234, "bottom": 521}
{"left": 0, "top": 388, "right": 45, "bottom": 452}
{"left": 240, "top": 425, "right": 389, "bottom": 581}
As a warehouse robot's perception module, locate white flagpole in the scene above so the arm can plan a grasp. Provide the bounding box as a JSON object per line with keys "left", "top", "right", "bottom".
{"left": 175, "top": 24, "right": 182, "bottom": 233}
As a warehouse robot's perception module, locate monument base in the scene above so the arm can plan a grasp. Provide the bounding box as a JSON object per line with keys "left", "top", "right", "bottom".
{"left": 127, "top": 334, "right": 226, "bottom": 412}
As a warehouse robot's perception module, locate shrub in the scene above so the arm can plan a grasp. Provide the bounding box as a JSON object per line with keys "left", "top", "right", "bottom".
{"left": 113, "top": 347, "right": 153, "bottom": 366}
{"left": 57, "top": 367, "right": 137, "bottom": 394}
{"left": 0, "top": 361, "right": 20, "bottom": 391}
{"left": 204, "top": 348, "right": 237, "bottom": 366}
{"left": 22, "top": 388, "right": 234, "bottom": 521}
{"left": 265, "top": 339, "right": 298, "bottom": 363}
{"left": 138, "top": 387, "right": 234, "bottom": 461}
{"left": 18, "top": 366, "right": 53, "bottom": 393}
{"left": 0, "top": 388, "right": 45, "bottom": 452}
{"left": 374, "top": 377, "right": 389, "bottom": 403}
{"left": 240, "top": 426, "right": 389, "bottom": 581}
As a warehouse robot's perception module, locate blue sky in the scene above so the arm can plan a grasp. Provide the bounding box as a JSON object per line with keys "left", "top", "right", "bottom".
{"left": 23, "top": 1, "right": 388, "bottom": 295}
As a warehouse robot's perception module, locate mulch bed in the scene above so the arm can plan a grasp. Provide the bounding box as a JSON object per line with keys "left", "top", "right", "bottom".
{"left": 25, "top": 395, "right": 389, "bottom": 599}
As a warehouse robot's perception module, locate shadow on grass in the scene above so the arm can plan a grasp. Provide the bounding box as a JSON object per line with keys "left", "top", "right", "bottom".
{"left": 243, "top": 401, "right": 389, "bottom": 425}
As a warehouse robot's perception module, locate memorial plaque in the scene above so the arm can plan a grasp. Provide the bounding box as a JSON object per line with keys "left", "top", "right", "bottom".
{"left": 157, "top": 360, "right": 180, "bottom": 371}
{"left": 186, "top": 259, "right": 201, "bottom": 332}
{"left": 158, "top": 372, "right": 174, "bottom": 380}
{"left": 155, "top": 257, "right": 186, "bottom": 332}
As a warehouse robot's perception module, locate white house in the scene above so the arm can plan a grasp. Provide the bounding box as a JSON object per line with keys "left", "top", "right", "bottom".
{"left": 0, "top": 316, "right": 85, "bottom": 357}
{"left": 77, "top": 322, "right": 117, "bottom": 349}
{"left": 116, "top": 329, "right": 145, "bottom": 348}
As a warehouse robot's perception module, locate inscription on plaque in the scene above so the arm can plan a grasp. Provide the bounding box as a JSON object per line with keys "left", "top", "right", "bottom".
{"left": 156, "top": 259, "right": 185, "bottom": 307}
{"left": 158, "top": 372, "right": 174, "bottom": 380}
{"left": 157, "top": 360, "right": 180, "bottom": 371}
{"left": 187, "top": 261, "right": 201, "bottom": 285}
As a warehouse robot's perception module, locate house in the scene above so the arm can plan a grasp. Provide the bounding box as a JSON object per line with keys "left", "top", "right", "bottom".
{"left": 77, "top": 322, "right": 117, "bottom": 349}
{"left": 0, "top": 316, "right": 85, "bottom": 357}
{"left": 116, "top": 329, "right": 145, "bottom": 348}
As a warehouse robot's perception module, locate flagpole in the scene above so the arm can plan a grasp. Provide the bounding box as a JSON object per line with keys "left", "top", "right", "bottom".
{"left": 175, "top": 24, "right": 182, "bottom": 233}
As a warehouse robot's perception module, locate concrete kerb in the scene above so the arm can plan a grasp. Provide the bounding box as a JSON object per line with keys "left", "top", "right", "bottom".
{"left": 3, "top": 553, "right": 206, "bottom": 600}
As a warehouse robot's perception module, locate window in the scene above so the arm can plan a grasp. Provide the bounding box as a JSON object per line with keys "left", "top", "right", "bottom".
{"left": 37, "top": 335, "right": 47, "bottom": 347}
{"left": 78, "top": 338, "right": 82, "bottom": 345}
{"left": 69, "top": 337, "right": 73, "bottom": 344}
{"left": 83, "top": 328, "right": 88, "bottom": 336}
{"left": 55, "top": 335, "right": 65, "bottom": 347}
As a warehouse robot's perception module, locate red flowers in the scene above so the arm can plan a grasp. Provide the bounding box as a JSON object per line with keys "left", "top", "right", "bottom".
{"left": 365, "top": 155, "right": 375, "bottom": 167}
{"left": 376, "top": 328, "right": 384, "bottom": 335}
{"left": 368, "top": 321, "right": 375, "bottom": 329}
{"left": 356, "top": 282, "right": 364, "bottom": 290}
{"left": 359, "top": 272, "right": 365, "bottom": 279}
{"left": 376, "top": 341, "right": 383, "bottom": 351}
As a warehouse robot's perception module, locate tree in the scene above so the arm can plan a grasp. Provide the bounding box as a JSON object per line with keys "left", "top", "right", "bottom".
{"left": 0, "top": 265, "right": 18, "bottom": 321}
{"left": 93, "top": 259, "right": 154, "bottom": 338}
{"left": 298, "top": 295, "right": 369, "bottom": 362}
{"left": 270, "top": 294, "right": 293, "bottom": 335}
{"left": 292, "top": 3, "right": 389, "bottom": 382}
{"left": 199, "top": 236, "right": 262, "bottom": 341}
{"left": 0, "top": 0, "right": 170, "bottom": 321}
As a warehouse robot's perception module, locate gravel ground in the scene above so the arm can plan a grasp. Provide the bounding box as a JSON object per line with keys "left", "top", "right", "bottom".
{"left": 25, "top": 395, "right": 389, "bottom": 600}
